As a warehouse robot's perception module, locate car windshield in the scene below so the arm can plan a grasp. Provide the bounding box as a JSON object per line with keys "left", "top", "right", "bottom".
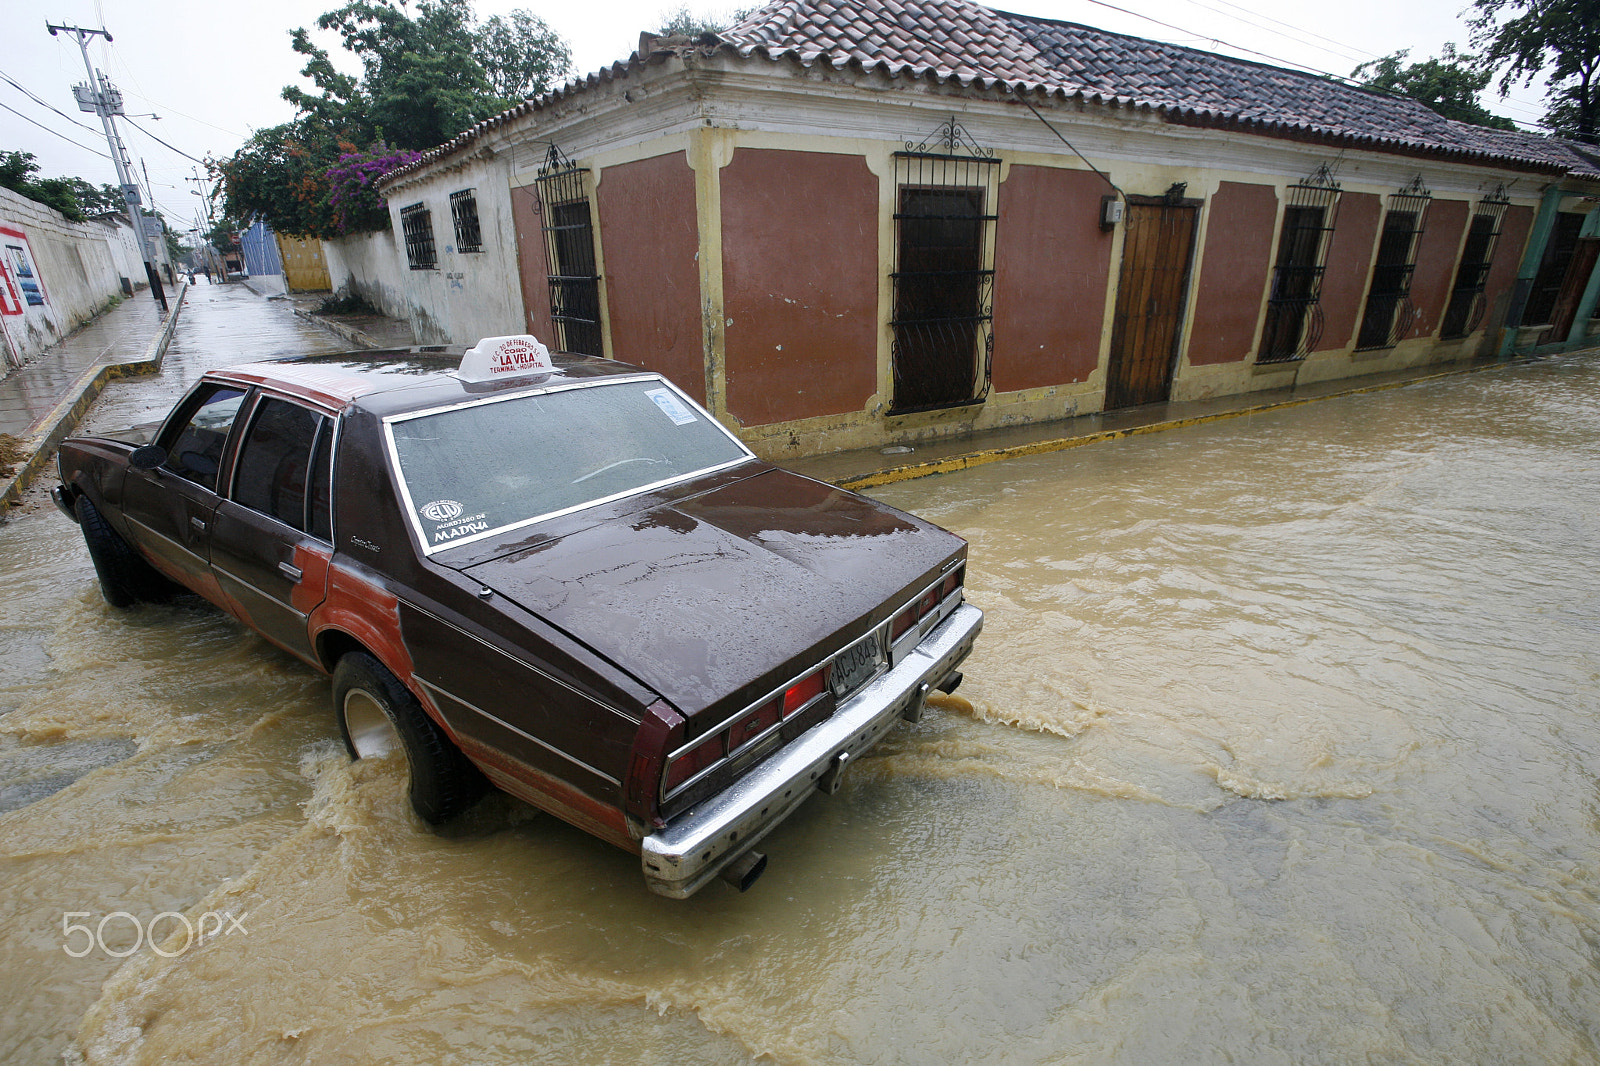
{"left": 387, "top": 377, "right": 752, "bottom": 552}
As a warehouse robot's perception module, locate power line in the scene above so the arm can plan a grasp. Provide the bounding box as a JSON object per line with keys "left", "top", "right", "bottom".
{"left": 0, "top": 67, "right": 106, "bottom": 136}
{"left": 1074, "top": 0, "right": 1358, "bottom": 82}
{"left": 1193, "top": 0, "right": 1383, "bottom": 64}
{"left": 0, "top": 99, "right": 112, "bottom": 159}
{"left": 123, "top": 116, "right": 208, "bottom": 165}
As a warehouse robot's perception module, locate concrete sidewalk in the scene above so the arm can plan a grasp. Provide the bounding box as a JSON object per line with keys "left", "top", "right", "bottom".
{"left": 285, "top": 291, "right": 415, "bottom": 350}
{"left": 0, "top": 285, "right": 187, "bottom": 515}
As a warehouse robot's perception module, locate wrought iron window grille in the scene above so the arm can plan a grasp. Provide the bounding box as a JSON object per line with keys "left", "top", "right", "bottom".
{"left": 1440, "top": 187, "right": 1511, "bottom": 339}
{"left": 449, "top": 189, "right": 483, "bottom": 254}
{"left": 400, "top": 202, "right": 437, "bottom": 271}
{"left": 534, "top": 147, "right": 603, "bottom": 357}
{"left": 889, "top": 119, "right": 1000, "bottom": 416}
{"left": 1259, "top": 165, "right": 1342, "bottom": 364}
{"left": 1356, "top": 176, "right": 1432, "bottom": 351}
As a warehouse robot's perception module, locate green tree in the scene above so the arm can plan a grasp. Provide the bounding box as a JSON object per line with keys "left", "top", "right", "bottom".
{"left": 1471, "top": 0, "right": 1600, "bottom": 143}
{"left": 0, "top": 151, "right": 108, "bottom": 222}
{"left": 476, "top": 10, "right": 572, "bottom": 101}
{"left": 1353, "top": 46, "right": 1519, "bottom": 130}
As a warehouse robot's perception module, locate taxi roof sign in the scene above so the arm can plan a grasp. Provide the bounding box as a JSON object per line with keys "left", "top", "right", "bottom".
{"left": 457, "top": 335, "right": 554, "bottom": 383}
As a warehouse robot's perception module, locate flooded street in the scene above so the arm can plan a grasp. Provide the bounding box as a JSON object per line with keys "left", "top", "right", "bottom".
{"left": 1, "top": 299, "right": 1597, "bottom": 1064}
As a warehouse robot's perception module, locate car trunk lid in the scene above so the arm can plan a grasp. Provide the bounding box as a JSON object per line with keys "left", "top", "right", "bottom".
{"left": 458, "top": 468, "right": 960, "bottom": 717}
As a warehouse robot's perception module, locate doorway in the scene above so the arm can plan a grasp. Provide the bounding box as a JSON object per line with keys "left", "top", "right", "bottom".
{"left": 1105, "top": 197, "right": 1199, "bottom": 410}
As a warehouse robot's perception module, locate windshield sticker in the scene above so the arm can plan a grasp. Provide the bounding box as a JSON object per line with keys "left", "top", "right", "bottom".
{"left": 431, "top": 511, "right": 490, "bottom": 543}
{"left": 420, "top": 499, "right": 464, "bottom": 522}
{"left": 646, "top": 388, "right": 697, "bottom": 426}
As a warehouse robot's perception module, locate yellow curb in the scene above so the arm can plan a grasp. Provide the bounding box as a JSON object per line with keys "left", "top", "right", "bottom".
{"left": 837, "top": 360, "right": 1505, "bottom": 491}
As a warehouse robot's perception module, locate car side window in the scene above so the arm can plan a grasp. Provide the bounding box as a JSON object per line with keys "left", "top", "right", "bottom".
{"left": 308, "top": 419, "right": 333, "bottom": 541}
{"left": 233, "top": 398, "right": 329, "bottom": 534}
{"left": 163, "top": 386, "right": 247, "bottom": 491}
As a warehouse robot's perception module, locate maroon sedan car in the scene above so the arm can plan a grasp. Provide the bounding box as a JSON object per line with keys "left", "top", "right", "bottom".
{"left": 52, "top": 337, "right": 982, "bottom": 898}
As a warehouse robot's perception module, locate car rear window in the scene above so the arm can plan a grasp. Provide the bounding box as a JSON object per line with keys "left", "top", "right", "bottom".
{"left": 387, "top": 377, "right": 752, "bottom": 552}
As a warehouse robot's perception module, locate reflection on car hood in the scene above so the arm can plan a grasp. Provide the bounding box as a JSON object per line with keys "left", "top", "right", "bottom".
{"left": 461, "top": 469, "right": 960, "bottom": 715}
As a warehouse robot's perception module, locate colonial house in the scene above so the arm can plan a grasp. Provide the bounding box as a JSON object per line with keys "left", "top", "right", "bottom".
{"left": 325, "top": 0, "right": 1600, "bottom": 461}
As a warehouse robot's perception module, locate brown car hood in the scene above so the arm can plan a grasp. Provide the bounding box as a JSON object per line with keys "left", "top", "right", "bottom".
{"left": 460, "top": 468, "right": 961, "bottom": 716}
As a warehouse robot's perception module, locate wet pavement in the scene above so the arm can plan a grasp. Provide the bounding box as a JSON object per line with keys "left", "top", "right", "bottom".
{"left": 0, "top": 291, "right": 169, "bottom": 441}
{"left": 0, "top": 344, "right": 1594, "bottom": 1064}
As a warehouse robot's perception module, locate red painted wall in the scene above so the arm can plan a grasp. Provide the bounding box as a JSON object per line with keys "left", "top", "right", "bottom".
{"left": 596, "top": 152, "right": 707, "bottom": 401}
{"left": 511, "top": 185, "right": 555, "bottom": 344}
{"left": 720, "top": 148, "right": 878, "bottom": 426}
{"left": 991, "top": 166, "right": 1115, "bottom": 389}
{"left": 1408, "top": 199, "right": 1470, "bottom": 338}
{"left": 1316, "top": 192, "right": 1382, "bottom": 352}
{"left": 1188, "top": 182, "right": 1279, "bottom": 365}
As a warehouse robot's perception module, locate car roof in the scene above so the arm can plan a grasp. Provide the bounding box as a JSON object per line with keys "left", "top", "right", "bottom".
{"left": 205, "top": 347, "right": 655, "bottom": 416}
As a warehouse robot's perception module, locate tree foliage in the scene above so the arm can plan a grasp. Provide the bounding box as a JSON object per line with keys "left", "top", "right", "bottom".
{"left": 1471, "top": 0, "right": 1600, "bottom": 143}
{"left": 1353, "top": 46, "right": 1518, "bottom": 130}
{"left": 215, "top": 0, "right": 571, "bottom": 238}
{"left": 654, "top": 4, "right": 756, "bottom": 37}
{"left": 476, "top": 10, "right": 573, "bottom": 100}
{"left": 0, "top": 151, "right": 121, "bottom": 222}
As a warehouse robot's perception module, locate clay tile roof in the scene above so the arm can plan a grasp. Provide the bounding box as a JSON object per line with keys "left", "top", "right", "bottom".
{"left": 721, "top": 0, "right": 1568, "bottom": 170}
{"left": 382, "top": 0, "right": 1598, "bottom": 186}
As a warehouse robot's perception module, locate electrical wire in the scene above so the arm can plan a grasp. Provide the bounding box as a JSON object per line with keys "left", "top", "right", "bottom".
{"left": 0, "top": 99, "right": 112, "bottom": 159}
{"left": 0, "top": 68, "right": 106, "bottom": 136}
{"left": 123, "top": 117, "right": 208, "bottom": 165}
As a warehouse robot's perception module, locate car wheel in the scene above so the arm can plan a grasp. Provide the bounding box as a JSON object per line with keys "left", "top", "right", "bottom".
{"left": 332, "top": 651, "right": 486, "bottom": 824}
{"left": 74, "top": 494, "right": 175, "bottom": 608}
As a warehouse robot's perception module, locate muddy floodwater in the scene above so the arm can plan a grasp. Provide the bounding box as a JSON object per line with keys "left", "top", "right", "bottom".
{"left": 2, "top": 347, "right": 1598, "bottom": 1064}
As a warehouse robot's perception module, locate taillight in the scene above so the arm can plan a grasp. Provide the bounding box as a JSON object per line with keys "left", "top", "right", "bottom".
{"left": 664, "top": 731, "right": 724, "bottom": 793}
{"left": 782, "top": 670, "right": 825, "bottom": 716}
{"left": 892, "top": 565, "right": 963, "bottom": 643}
{"left": 730, "top": 697, "right": 781, "bottom": 750}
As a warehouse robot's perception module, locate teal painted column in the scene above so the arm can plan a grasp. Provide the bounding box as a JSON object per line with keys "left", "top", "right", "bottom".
{"left": 1500, "top": 184, "right": 1566, "bottom": 357}
{"left": 1562, "top": 208, "right": 1600, "bottom": 345}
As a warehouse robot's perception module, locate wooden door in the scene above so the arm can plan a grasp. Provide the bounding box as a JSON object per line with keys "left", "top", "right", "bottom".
{"left": 1106, "top": 200, "right": 1198, "bottom": 409}
{"left": 1544, "top": 237, "right": 1600, "bottom": 343}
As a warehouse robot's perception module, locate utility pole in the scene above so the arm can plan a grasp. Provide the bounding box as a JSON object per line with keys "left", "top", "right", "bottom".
{"left": 45, "top": 21, "right": 168, "bottom": 313}
{"left": 186, "top": 168, "right": 221, "bottom": 282}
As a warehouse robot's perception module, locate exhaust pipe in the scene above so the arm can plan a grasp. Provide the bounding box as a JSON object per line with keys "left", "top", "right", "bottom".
{"left": 718, "top": 849, "right": 767, "bottom": 892}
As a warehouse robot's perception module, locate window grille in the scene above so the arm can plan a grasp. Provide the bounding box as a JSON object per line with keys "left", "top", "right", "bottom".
{"left": 890, "top": 119, "right": 999, "bottom": 415}
{"left": 535, "top": 147, "right": 602, "bottom": 356}
{"left": 1440, "top": 188, "right": 1510, "bottom": 339}
{"left": 400, "top": 203, "right": 437, "bottom": 271}
{"left": 1356, "top": 176, "right": 1432, "bottom": 350}
{"left": 450, "top": 189, "right": 483, "bottom": 253}
{"left": 1258, "top": 166, "right": 1341, "bottom": 364}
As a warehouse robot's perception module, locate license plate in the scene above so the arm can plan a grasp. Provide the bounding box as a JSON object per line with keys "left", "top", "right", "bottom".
{"left": 831, "top": 631, "right": 884, "bottom": 700}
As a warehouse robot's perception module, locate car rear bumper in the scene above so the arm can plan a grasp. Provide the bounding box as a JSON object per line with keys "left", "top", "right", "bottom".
{"left": 640, "top": 601, "right": 983, "bottom": 898}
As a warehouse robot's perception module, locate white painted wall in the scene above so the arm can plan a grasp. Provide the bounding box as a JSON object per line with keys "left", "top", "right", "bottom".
{"left": 0, "top": 186, "right": 128, "bottom": 364}
{"left": 328, "top": 153, "right": 526, "bottom": 345}
{"left": 322, "top": 228, "right": 412, "bottom": 321}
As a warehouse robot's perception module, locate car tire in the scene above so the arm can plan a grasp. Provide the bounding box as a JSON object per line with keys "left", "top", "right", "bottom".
{"left": 332, "top": 651, "right": 486, "bottom": 824}
{"left": 75, "top": 494, "right": 176, "bottom": 608}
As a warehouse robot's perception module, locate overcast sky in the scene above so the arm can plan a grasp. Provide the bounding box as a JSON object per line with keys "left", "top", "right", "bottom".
{"left": 1, "top": 0, "right": 1549, "bottom": 233}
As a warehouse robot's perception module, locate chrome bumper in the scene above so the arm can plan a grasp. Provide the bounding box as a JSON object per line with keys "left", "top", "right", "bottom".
{"left": 640, "top": 601, "right": 983, "bottom": 898}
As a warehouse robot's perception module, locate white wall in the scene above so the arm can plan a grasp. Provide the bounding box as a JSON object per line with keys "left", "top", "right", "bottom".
{"left": 326, "top": 153, "right": 525, "bottom": 346}
{"left": 0, "top": 186, "right": 128, "bottom": 363}
{"left": 322, "top": 228, "right": 412, "bottom": 321}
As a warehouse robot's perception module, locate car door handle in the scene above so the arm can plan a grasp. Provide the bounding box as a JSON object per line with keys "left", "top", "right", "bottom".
{"left": 190, "top": 516, "right": 207, "bottom": 534}
{"left": 278, "top": 561, "right": 303, "bottom": 582}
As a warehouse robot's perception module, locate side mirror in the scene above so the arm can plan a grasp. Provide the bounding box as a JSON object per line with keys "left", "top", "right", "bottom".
{"left": 129, "top": 444, "right": 166, "bottom": 471}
